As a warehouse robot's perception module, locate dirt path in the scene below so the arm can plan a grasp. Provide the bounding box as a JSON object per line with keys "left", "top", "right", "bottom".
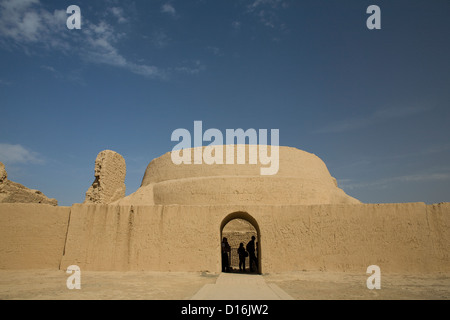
{"left": 191, "top": 273, "right": 293, "bottom": 300}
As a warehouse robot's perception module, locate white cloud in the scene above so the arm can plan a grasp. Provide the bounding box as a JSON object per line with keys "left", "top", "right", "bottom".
{"left": 0, "top": 0, "right": 165, "bottom": 80}
{"left": 245, "top": 0, "right": 289, "bottom": 29}
{"left": 424, "top": 143, "right": 450, "bottom": 155}
{"left": 173, "top": 60, "right": 206, "bottom": 75}
{"left": 109, "top": 7, "right": 127, "bottom": 23}
{"left": 0, "top": 0, "right": 202, "bottom": 80}
{"left": 339, "top": 172, "right": 450, "bottom": 191}
{"left": 231, "top": 21, "right": 241, "bottom": 30}
{"left": 0, "top": 0, "right": 67, "bottom": 49}
{"left": 207, "top": 46, "right": 222, "bottom": 57}
{"left": 41, "top": 65, "right": 56, "bottom": 73}
{"left": 397, "top": 173, "right": 450, "bottom": 182}
{"left": 82, "top": 20, "right": 165, "bottom": 79}
{"left": 152, "top": 29, "right": 171, "bottom": 48}
{"left": 0, "top": 143, "right": 44, "bottom": 165}
{"left": 314, "top": 105, "right": 431, "bottom": 134}
{"left": 129, "top": 63, "right": 166, "bottom": 79}
{"left": 248, "top": 0, "right": 288, "bottom": 10}
{"left": 161, "top": 3, "right": 176, "bottom": 17}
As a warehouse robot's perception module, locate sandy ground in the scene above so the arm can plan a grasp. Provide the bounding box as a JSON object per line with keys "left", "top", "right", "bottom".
{"left": 0, "top": 270, "right": 218, "bottom": 300}
{"left": 265, "top": 271, "right": 450, "bottom": 300}
{"left": 0, "top": 270, "right": 449, "bottom": 300}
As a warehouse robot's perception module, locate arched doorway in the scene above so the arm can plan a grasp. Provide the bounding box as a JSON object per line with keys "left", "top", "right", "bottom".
{"left": 220, "top": 212, "right": 261, "bottom": 274}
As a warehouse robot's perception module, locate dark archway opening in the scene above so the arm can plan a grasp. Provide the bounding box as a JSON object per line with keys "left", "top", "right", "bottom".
{"left": 220, "top": 212, "right": 261, "bottom": 274}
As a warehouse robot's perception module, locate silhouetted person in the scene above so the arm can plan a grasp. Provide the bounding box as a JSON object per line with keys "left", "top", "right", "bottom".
{"left": 237, "top": 243, "right": 247, "bottom": 272}
{"left": 221, "top": 237, "right": 231, "bottom": 272}
{"left": 246, "top": 236, "right": 258, "bottom": 272}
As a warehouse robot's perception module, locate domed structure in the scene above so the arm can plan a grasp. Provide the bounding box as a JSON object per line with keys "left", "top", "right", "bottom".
{"left": 118, "top": 146, "right": 360, "bottom": 205}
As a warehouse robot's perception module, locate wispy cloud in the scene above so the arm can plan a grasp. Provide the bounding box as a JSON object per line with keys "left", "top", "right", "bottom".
{"left": 40, "top": 65, "right": 56, "bottom": 73}
{"left": 207, "top": 46, "right": 223, "bottom": 57}
{"left": 172, "top": 60, "right": 206, "bottom": 75}
{"left": 248, "top": 0, "right": 289, "bottom": 11}
{"left": 0, "top": 143, "right": 44, "bottom": 165}
{"left": 0, "top": 0, "right": 68, "bottom": 51}
{"left": 108, "top": 7, "right": 127, "bottom": 24}
{"left": 331, "top": 142, "right": 450, "bottom": 173}
{"left": 423, "top": 143, "right": 450, "bottom": 155}
{"left": 231, "top": 21, "right": 241, "bottom": 30}
{"left": 0, "top": 79, "right": 12, "bottom": 85}
{"left": 0, "top": 0, "right": 195, "bottom": 80}
{"left": 314, "top": 105, "right": 431, "bottom": 134}
{"left": 161, "top": 3, "right": 176, "bottom": 17}
{"left": 39, "top": 64, "right": 85, "bottom": 84}
{"left": 339, "top": 171, "right": 450, "bottom": 191}
{"left": 246, "top": 0, "right": 290, "bottom": 29}
{"left": 151, "top": 29, "right": 171, "bottom": 49}
{"left": 81, "top": 20, "right": 166, "bottom": 79}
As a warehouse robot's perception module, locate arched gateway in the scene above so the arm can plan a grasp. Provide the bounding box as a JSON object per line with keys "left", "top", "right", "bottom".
{"left": 220, "top": 212, "right": 261, "bottom": 274}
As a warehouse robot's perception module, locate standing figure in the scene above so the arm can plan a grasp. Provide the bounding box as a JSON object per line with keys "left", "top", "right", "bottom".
{"left": 221, "top": 237, "right": 231, "bottom": 272}
{"left": 246, "top": 236, "right": 258, "bottom": 273}
{"left": 237, "top": 243, "right": 248, "bottom": 272}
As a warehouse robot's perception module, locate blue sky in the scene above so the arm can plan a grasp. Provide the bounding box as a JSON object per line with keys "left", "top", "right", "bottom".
{"left": 0, "top": 0, "right": 449, "bottom": 206}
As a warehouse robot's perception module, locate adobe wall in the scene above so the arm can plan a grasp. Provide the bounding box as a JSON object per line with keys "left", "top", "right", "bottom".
{"left": 1, "top": 202, "right": 448, "bottom": 273}
{"left": 59, "top": 204, "right": 220, "bottom": 272}
{"left": 264, "top": 203, "right": 449, "bottom": 273}
{"left": 58, "top": 202, "right": 450, "bottom": 274}
{"left": 0, "top": 204, "right": 70, "bottom": 269}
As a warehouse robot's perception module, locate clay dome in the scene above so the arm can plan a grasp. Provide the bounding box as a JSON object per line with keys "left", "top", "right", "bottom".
{"left": 117, "top": 146, "right": 360, "bottom": 206}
